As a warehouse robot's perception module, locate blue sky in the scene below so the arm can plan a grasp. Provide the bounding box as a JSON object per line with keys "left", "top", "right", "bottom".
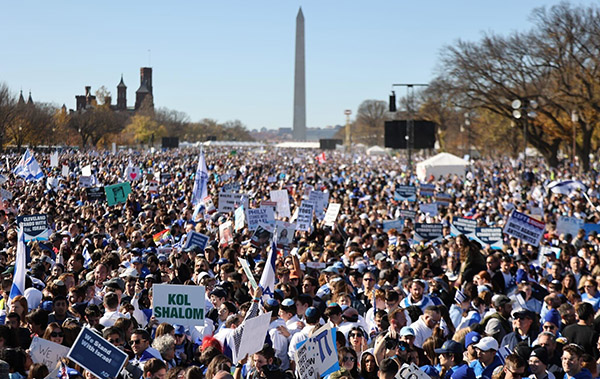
{"left": 0, "top": 1, "right": 592, "bottom": 130}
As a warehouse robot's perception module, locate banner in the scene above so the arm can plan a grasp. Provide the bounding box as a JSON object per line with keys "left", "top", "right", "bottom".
{"left": 270, "top": 190, "right": 292, "bottom": 219}
{"left": 451, "top": 217, "right": 477, "bottom": 237}
{"left": 419, "top": 203, "right": 438, "bottom": 217}
{"left": 30, "top": 336, "right": 70, "bottom": 371}
{"left": 474, "top": 227, "right": 503, "bottom": 250}
{"left": 296, "top": 201, "right": 314, "bottom": 232}
{"left": 17, "top": 214, "right": 49, "bottom": 241}
{"left": 86, "top": 187, "right": 106, "bottom": 202}
{"left": 104, "top": 182, "right": 131, "bottom": 206}
{"left": 323, "top": 203, "right": 341, "bottom": 227}
{"left": 247, "top": 208, "right": 275, "bottom": 231}
{"left": 398, "top": 209, "right": 417, "bottom": 220}
{"left": 394, "top": 185, "right": 417, "bottom": 202}
{"left": 556, "top": 216, "right": 584, "bottom": 237}
{"left": 414, "top": 223, "right": 443, "bottom": 242}
{"left": 383, "top": 219, "right": 404, "bottom": 232}
{"left": 184, "top": 231, "right": 209, "bottom": 251}
{"left": 503, "top": 210, "right": 546, "bottom": 247}
{"left": 419, "top": 184, "right": 435, "bottom": 197}
{"left": 294, "top": 324, "right": 339, "bottom": 378}
{"left": 67, "top": 327, "right": 128, "bottom": 379}
{"left": 436, "top": 193, "right": 452, "bottom": 207}
{"left": 152, "top": 284, "right": 205, "bottom": 326}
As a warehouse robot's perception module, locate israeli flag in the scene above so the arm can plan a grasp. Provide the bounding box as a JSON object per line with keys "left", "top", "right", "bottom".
{"left": 82, "top": 245, "right": 92, "bottom": 269}
{"left": 191, "top": 150, "right": 209, "bottom": 206}
{"left": 9, "top": 228, "right": 26, "bottom": 302}
{"left": 13, "top": 149, "right": 44, "bottom": 181}
{"left": 259, "top": 233, "right": 278, "bottom": 302}
{"left": 547, "top": 180, "right": 587, "bottom": 196}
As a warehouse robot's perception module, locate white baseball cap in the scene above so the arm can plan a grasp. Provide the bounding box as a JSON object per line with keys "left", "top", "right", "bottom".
{"left": 474, "top": 336, "right": 499, "bottom": 352}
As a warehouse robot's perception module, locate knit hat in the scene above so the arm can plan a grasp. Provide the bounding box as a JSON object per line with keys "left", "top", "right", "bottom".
{"left": 543, "top": 309, "right": 561, "bottom": 328}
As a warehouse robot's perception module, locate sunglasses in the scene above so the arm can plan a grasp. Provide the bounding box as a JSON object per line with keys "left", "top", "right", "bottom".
{"left": 343, "top": 356, "right": 356, "bottom": 362}
{"left": 349, "top": 333, "right": 364, "bottom": 338}
{"left": 130, "top": 339, "right": 143, "bottom": 345}
{"left": 50, "top": 331, "right": 64, "bottom": 338}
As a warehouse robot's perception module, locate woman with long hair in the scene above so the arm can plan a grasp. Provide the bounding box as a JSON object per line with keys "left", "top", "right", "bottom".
{"left": 457, "top": 234, "right": 486, "bottom": 285}
{"left": 337, "top": 346, "right": 360, "bottom": 379}
{"left": 348, "top": 327, "right": 369, "bottom": 359}
{"left": 9, "top": 295, "right": 28, "bottom": 327}
{"left": 359, "top": 352, "right": 378, "bottom": 379}
{"left": 42, "top": 322, "right": 65, "bottom": 346}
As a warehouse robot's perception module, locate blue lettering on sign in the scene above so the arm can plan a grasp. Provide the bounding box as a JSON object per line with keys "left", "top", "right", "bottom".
{"left": 312, "top": 330, "right": 332, "bottom": 362}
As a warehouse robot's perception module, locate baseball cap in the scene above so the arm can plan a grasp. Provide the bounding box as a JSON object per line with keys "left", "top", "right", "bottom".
{"left": 464, "top": 331, "right": 481, "bottom": 348}
{"left": 435, "top": 340, "right": 463, "bottom": 355}
{"left": 173, "top": 324, "right": 185, "bottom": 335}
{"left": 493, "top": 294, "right": 512, "bottom": 308}
{"left": 512, "top": 309, "right": 535, "bottom": 320}
{"left": 400, "top": 326, "right": 415, "bottom": 337}
{"left": 209, "top": 288, "right": 227, "bottom": 299}
{"left": 474, "top": 336, "right": 499, "bottom": 352}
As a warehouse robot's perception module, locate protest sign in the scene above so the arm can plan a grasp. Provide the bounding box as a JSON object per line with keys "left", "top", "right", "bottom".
{"left": 152, "top": 284, "right": 205, "bottom": 326}
{"left": 419, "top": 184, "right": 435, "bottom": 197}
{"left": 419, "top": 203, "right": 439, "bottom": 217}
{"left": 270, "top": 189, "right": 291, "bottom": 218}
{"left": 396, "top": 363, "right": 432, "bottom": 379}
{"left": 584, "top": 223, "right": 600, "bottom": 236}
{"left": 247, "top": 207, "right": 275, "bottom": 231}
{"left": 436, "top": 193, "right": 452, "bottom": 207}
{"left": 275, "top": 221, "right": 296, "bottom": 249}
{"left": 383, "top": 219, "right": 404, "bottom": 232}
{"left": 296, "top": 201, "right": 314, "bottom": 232}
{"left": 184, "top": 231, "right": 209, "bottom": 251}
{"left": 294, "top": 324, "right": 339, "bottom": 378}
{"left": 61, "top": 165, "right": 70, "bottom": 178}
{"left": 0, "top": 188, "right": 13, "bottom": 201}
{"left": 86, "top": 187, "right": 106, "bottom": 202}
{"left": 17, "top": 214, "right": 49, "bottom": 241}
{"left": 81, "top": 165, "right": 92, "bottom": 177}
{"left": 267, "top": 175, "right": 277, "bottom": 183}
{"left": 104, "top": 182, "right": 131, "bottom": 206}
{"left": 503, "top": 210, "right": 546, "bottom": 247}
{"left": 30, "top": 336, "right": 70, "bottom": 372}
{"left": 222, "top": 182, "right": 241, "bottom": 193}
{"left": 306, "top": 261, "right": 326, "bottom": 269}
{"left": 124, "top": 165, "right": 141, "bottom": 181}
{"left": 79, "top": 176, "right": 93, "bottom": 188}
{"left": 414, "top": 223, "right": 443, "bottom": 242}
{"left": 218, "top": 192, "right": 249, "bottom": 213}
{"left": 234, "top": 206, "right": 246, "bottom": 231}
{"left": 474, "top": 227, "right": 503, "bottom": 250}
{"left": 235, "top": 311, "right": 272, "bottom": 364}
{"left": 67, "top": 327, "right": 128, "bottom": 379}
{"left": 219, "top": 221, "right": 234, "bottom": 247}
{"left": 308, "top": 191, "right": 329, "bottom": 220}
{"left": 238, "top": 257, "right": 258, "bottom": 289}
{"left": 556, "top": 216, "right": 584, "bottom": 237}
{"left": 398, "top": 209, "right": 417, "bottom": 220}
{"left": 50, "top": 152, "right": 59, "bottom": 167}
{"left": 323, "top": 203, "right": 341, "bottom": 227}
{"left": 451, "top": 217, "right": 477, "bottom": 237}
{"left": 148, "top": 180, "right": 158, "bottom": 194}
{"left": 540, "top": 245, "right": 561, "bottom": 259}
{"left": 250, "top": 223, "right": 274, "bottom": 248}
{"left": 394, "top": 185, "right": 417, "bottom": 202}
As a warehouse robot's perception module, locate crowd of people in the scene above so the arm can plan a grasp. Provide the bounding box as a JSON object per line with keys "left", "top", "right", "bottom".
{"left": 0, "top": 147, "right": 598, "bottom": 379}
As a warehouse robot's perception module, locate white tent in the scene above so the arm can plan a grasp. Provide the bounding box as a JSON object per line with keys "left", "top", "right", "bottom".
{"left": 416, "top": 152, "right": 469, "bottom": 181}
{"left": 366, "top": 146, "right": 386, "bottom": 156}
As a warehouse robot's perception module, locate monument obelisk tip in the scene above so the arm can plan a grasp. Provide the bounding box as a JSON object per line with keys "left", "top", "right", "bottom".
{"left": 293, "top": 7, "right": 307, "bottom": 141}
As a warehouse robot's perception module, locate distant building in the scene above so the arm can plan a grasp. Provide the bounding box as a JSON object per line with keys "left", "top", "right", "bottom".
{"left": 74, "top": 67, "right": 154, "bottom": 113}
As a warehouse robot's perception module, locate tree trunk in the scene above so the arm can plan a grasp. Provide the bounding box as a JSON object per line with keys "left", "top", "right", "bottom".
{"left": 577, "top": 124, "right": 593, "bottom": 172}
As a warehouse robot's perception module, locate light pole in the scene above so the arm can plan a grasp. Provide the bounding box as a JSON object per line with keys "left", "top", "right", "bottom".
{"left": 511, "top": 98, "right": 538, "bottom": 170}
{"left": 571, "top": 110, "right": 578, "bottom": 174}
{"left": 344, "top": 109, "right": 352, "bottom": 152}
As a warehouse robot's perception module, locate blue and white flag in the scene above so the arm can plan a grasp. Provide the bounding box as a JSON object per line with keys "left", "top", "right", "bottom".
{"left": 13, "top": 149, "right": 44, "bottom": 181}
{"left": 82, "top": 245, "right": 92, "bottom": 269}
{"left": 191, "top": 150, "right": 209, "bottom": 206}
{"left": 259, "top": 234, "right": 277, "bottom": 302}
{"left": 547, "top": 180, "right": 587, "bottom": 196}
{"left": 9, "top": 228, "right": 26, "bottom": 302}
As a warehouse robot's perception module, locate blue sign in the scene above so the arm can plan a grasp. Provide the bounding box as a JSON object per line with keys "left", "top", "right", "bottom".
{"left": 584, "top": 223, "right": 600, "bottom": 236}
{"left": 394, "top": 186, "right": 417, "bottom": 202}
{"left": 184, "top": 231, "right": 209, "bottom": 251}
{"left": 67, "top": 327, "right": 128, "bottom": 379}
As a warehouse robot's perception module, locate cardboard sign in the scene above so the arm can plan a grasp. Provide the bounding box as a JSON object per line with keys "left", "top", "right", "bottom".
{"left": 451, "top": 217, "right": 477, "bottom": 237}
{"left": 67, "top": 327, "right": 128, "bottom": 379}
{"left": 503, "top": 210, "right": 546, "bottom": 247}
{"left": 296, "top": 201, "right": 314, "bottom": 232}
{"left": 474, "top": 227, "right": 504, "bottom": 250}
{"left": 17, "top": 214, "right": 49, "bottom": 241}
{"left": 414, "top": 223, "right": 443, "bottom": 242}
{"left": 294, "top": 324, "right": 339, "bottom": 378}
{"left": 394, "top": 185, "right": 417, "bottom": 202}
{"left": 86, "top": 187, "right": 106, "bottom": 202}
{"left": 383, "top": 219, "right": 404, "bottom": 232}
{"left": 308, "top": 191, "right": 329, "bottom": 220}
{"left": 419, "top": 184, "right": 436, "bottom": 197}
{"left": 233, "top": 311, "right": 272, "bottom": 364}
{"left": 275, "top": 221, "right": 295, "bottom": 249}
{"left": 556, "top": 216, "right": 584, "bottom": 237}
{"left": 323, "top": 203, "right": 341, "bottom": 227}
{"left": 152, "top": 284, "right": 205, "bottom": 326}
{"left": 247, "top": 208, "right": 276, "bottom": 231}
{"left": 104, "top": 182, "right": 132, "bottom": 206}
{"left": 270, "top": 190, "right": 291, "bottom": 219}
{"left": 219, "top": 221, "right": 234, "bottom": 247}
{"left": 398, "top": 209, "right": 417, "bottom": 220}
{"left": 419, "top": 203, "right": 439, "bottom": 217}
{"left": 184, "top": 231, "right": 209, "bottom": 251}
{"left": 218, "top": 192, "right": 249, "bottom": 213}
{"left": 30, "top": 336, "right": 70, "bottom": 372}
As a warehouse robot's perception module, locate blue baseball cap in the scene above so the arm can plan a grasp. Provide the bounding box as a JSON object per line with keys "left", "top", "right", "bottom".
{"left": 464, "top": 331, "right": 481, "bottom": 348}
{"left": 173, "top": 324, "right": 185, "bottom": 335}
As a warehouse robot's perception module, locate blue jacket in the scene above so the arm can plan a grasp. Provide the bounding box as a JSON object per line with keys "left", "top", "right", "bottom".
{"left": 470, "top": 355, "right": 503, "bottom": 379}
{"left": 564, "top": 368, "right": 593, "bottom": 379}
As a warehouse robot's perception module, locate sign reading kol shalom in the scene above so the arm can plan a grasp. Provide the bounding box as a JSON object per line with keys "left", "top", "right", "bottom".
{"left": 67, "top": 327, "right": 128, "bottom": 379}
{"left": 414, "top": 223, "right": 443, "bottom": 242}
{"left": 474, "top": 227, "right": 503, "bottom": 250}
{"left": 17, "top": 214, "right": 49, "bottom": 241}
{"left": 451, "top": 217, "right": 477, "bottom": 237}
{"left": 153, "top": 284, "right": 205, "bottom": 326}
{"left": 394, "top": 185, "right": 417, "bottom": 202}
{"left": 503, "top": 210, "right": 546, "bottom": 247}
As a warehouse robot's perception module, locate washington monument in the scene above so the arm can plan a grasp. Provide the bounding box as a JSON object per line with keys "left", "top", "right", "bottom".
{"left": 293, "top": 7, "right": 306, "bottom": 141}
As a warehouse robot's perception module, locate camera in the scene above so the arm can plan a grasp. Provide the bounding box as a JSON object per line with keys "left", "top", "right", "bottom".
{"left": 385, "top": 336, "right": 399, "bottom": 350}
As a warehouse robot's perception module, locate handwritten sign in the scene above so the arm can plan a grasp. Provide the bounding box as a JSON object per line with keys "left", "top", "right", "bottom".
{"left": 30, "top": 336, "right": 70, "bottom": 372}
{"left": 294, "top": 324, "right": 339, "bottom": 378}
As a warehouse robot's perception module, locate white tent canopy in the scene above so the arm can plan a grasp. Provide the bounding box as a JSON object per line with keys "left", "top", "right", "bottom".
{"left": 366, "top": 146, "right": 386, "bottom": 156}
{"left": 416, "top": 152, "right": 469, "bottom": 181}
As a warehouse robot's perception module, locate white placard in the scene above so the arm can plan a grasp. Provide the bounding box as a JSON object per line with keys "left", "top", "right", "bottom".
{"left": 323, "top": 203, "right": 341, "bottom": 227}
{"left": 247, "top": 208, "right": 275, "bottom": 231}
{"left": 296, "top": 201, "right": 314, "bottom": 232}
{"left": 270, "top": 190, "right": 291, "bottom": 218}
{"left": 50, "top": 152, "right": 59, "bottom": 167}
{"left": 30, "top": 336, "right": 70, "bottom": 371}
{"left": 235, "top": 311, "right": 272, "bottom": 364}
{"left": 152, "top": 284, "right": 205, "bottom": 326}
